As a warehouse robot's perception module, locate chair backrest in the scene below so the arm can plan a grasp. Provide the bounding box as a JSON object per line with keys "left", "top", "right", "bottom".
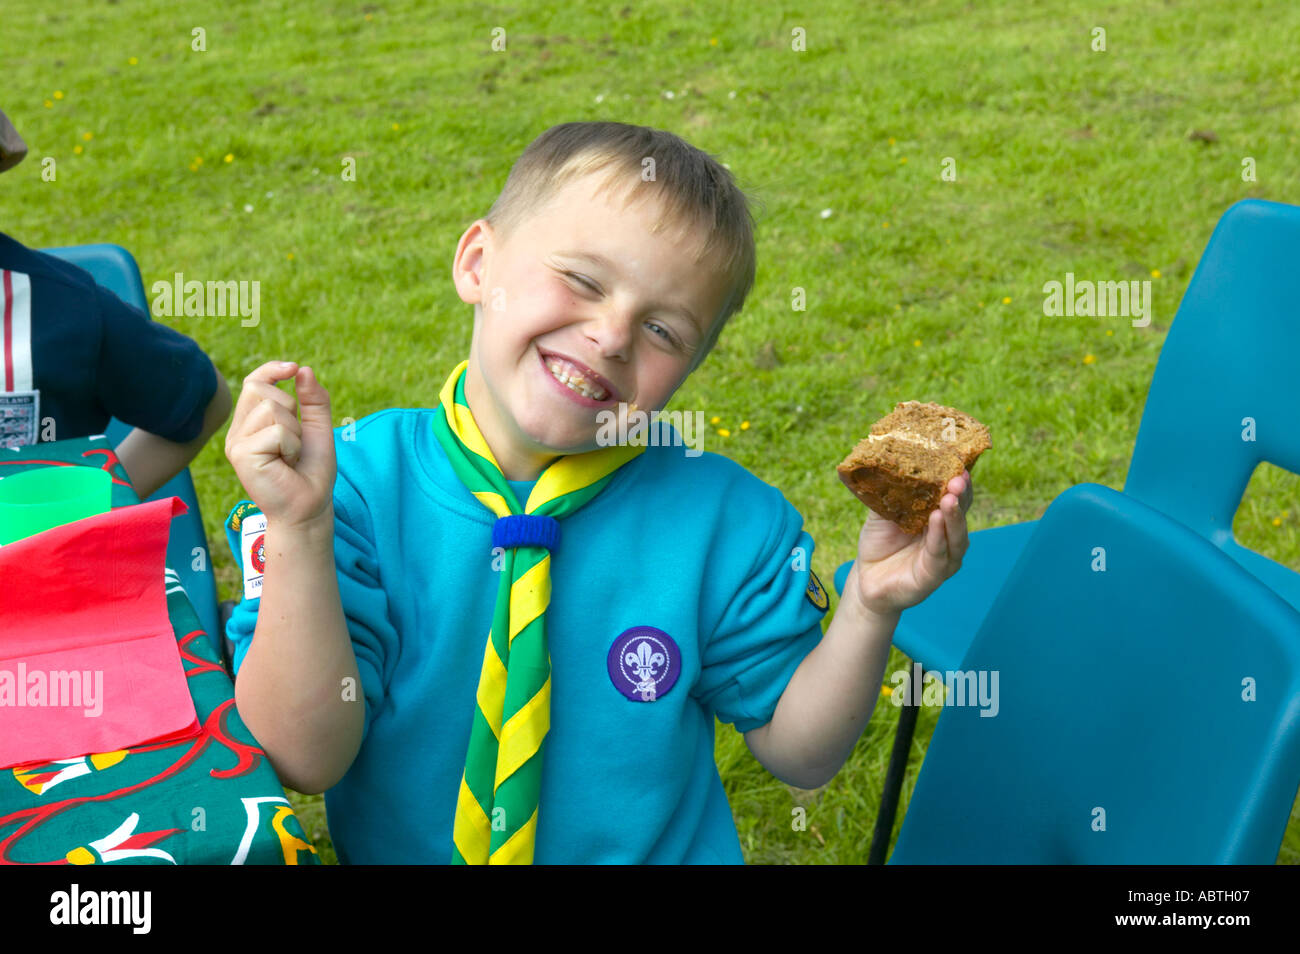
{"left": 1124, "top": 199, "right": 1300, "bottom": 548}
{"left": 890, "top": 483, "right": 1300, "bottom": 863}
{"left": 40, "top": 243, "right": 148, "bottom": 318}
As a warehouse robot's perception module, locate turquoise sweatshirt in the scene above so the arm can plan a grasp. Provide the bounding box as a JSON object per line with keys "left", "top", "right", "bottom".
{"left": 225, "top": 408, "right": 828, "bottom": 863}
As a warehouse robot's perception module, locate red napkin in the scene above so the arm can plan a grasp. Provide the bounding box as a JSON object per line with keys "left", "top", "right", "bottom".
{"left": 0, "top": 496, "right": 201, "bottom": 769}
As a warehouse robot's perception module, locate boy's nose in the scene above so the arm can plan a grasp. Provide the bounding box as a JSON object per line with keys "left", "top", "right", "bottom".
{"left": 580, "top": 310, "right": 635, "bottom": 362}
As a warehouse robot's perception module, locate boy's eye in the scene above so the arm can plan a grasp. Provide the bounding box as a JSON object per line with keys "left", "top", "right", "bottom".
{"left": 564, "top": 271, "right": 600, "bottom": 293}
{"left": 646, "top": 321, "right": 675, "bottom": 344}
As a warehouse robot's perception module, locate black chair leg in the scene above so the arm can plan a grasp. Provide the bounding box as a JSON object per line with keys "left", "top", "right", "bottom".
{"left": 868, "top": 662, "right": 923, "bottom": 864}
{"left": 217, "top": 599, "right": 236, "bottom": 680}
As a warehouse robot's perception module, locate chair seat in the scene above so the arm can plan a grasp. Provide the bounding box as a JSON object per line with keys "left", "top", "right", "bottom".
{"left": 836, "top": 519, "right": 1300, "bottom": 674}
{"left": 835, "top": 520, "right": 1039, "bottom": 673}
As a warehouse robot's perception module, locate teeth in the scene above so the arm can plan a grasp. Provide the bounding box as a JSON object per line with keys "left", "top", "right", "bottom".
{"left": 546, "top": 357, "right": 610, "bottom": 401}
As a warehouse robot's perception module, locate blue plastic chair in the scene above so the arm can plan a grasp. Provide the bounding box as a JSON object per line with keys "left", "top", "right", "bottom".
{"left": 836, "top": 199, "right": 1300, "bottom": 672}
{"left": 835, "top": 198, "right": 1300, "bottom": 860}
{"left": 889, "top": 483, "right": 1300, "bottom": 863}
{"left": 41, "top": 243, "right": 223, "bottom": 654}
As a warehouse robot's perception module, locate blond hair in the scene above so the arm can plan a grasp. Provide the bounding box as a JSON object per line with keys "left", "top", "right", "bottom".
{"left": 484, "top": 121, "right": 760, "bottom": 369}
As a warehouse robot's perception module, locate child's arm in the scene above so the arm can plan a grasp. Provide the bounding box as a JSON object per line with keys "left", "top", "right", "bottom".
{"left": 224, "top": 361, "right": 363, "bottom": 795}
{"left": 745, "top": 471, "right": 973, "bottom": 789}
{"left": 115, "top": 366, "right": 232, "bottom": 499}
{"left": 235, "top": 508, "right": 363, "bottom": 794}
{"left": 744, "top": 590, "right": 898, "bottom": 789}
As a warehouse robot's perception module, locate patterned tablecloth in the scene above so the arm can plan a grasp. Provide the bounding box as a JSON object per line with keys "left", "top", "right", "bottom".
{"left": 0, "top": 435, "right": 318, "bottom": 865}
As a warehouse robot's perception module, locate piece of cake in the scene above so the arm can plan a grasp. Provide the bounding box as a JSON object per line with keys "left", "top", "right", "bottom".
{"left": 837, "top": 401, "right": 991, "bottom": 534}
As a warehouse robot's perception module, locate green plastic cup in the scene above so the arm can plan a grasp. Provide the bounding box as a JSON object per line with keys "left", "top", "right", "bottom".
{"left": 0, "top": 466, "right": 112, "bottom": 545}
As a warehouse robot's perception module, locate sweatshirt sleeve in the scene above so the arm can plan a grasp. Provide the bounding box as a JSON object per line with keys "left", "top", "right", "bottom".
{"left": 693, "top": 482, "right": 829, "bottom": 733}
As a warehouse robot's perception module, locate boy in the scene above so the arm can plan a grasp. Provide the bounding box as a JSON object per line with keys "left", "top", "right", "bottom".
{"left": 0, "top": 108, "right": 232, "bottom": 498}
{"left": 224, "top": 121, "right": 972, "bottom": 863}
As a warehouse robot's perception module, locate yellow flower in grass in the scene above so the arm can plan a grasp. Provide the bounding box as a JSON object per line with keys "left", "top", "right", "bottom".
{"left": 913, "top": 339, "right": 922, "bottom": 347}
{"left": 74, "top": 145, "right": 83, "bottom": 155}
{"left": 1151, "top": 269, "right": 1161, "bottom": 278}
{"left": 1083, "top": 353, "right": 1096, "bottom": 365}
{"left": 709, "top": 37, "right": 718, "bottom": 46}
{"left": 717, "top": 428, "right": 731, "bottom": 437}
{"left": 740, "top": 421, "right": 750, "bottom": 430}
{"left": 224, "top": 153, "right": 234, "bottom": 163}
{"left": 1002, "top": 296, "right": 1011, "bottom": 304}
{"left": 54, "top": 90, "right": 64, "bottom": 100}
{"left": 1273, "top": 517, "right": 1282, "bottom": 527}
{"left": 44, "top": 100, "right": 52, "bottom": 108}
{"left": 710, "top": 416, "right": 720, "bottom": 424}
{"left": 128, "top": 56, "right": 138, "bottom": 65}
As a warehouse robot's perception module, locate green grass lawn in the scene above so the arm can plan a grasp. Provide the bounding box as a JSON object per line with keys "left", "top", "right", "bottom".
{"left": 7, "top": 0, "right": 1299, "bottom": 864}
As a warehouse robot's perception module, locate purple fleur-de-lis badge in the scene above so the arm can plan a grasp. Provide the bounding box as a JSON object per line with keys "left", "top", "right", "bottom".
{"left": 607, "top": 626, "right": 681, "bottom": 702}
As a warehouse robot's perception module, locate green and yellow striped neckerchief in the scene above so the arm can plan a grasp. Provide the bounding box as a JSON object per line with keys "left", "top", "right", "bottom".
{"left": 432, "top": 359, "right": 643, "bottom": 864}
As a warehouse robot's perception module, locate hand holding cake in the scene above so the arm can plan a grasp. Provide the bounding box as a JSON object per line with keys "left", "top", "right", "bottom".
{"left": 836, "top": 401, "right": 991, "bottom": 617}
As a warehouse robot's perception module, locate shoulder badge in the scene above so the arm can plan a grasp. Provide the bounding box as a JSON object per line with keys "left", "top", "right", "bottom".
{"left": 805, "top": 570, "right": 829, "bottom": 611}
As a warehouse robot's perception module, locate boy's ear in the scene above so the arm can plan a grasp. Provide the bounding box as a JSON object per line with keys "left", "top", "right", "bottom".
{"left": 452, "top": 219, "right": 494, "bottom": 306}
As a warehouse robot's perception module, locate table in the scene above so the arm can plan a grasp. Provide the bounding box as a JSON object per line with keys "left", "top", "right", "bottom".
{"left": 0, "top": 435, "right": 318, "bottom": 865}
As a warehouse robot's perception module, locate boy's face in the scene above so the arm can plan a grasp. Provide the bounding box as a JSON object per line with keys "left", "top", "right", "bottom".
{"left": 453, "top": 171, "right": 733, "bottom": 480}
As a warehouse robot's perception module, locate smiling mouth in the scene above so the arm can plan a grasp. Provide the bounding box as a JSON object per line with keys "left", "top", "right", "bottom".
{"left": 542, "top": 354, "right": 612, "bottom": 402}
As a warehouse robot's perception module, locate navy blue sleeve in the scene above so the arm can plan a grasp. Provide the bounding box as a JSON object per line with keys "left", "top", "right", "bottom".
{"left": 93, "top": 284, "right": 217, "bottom": 443}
